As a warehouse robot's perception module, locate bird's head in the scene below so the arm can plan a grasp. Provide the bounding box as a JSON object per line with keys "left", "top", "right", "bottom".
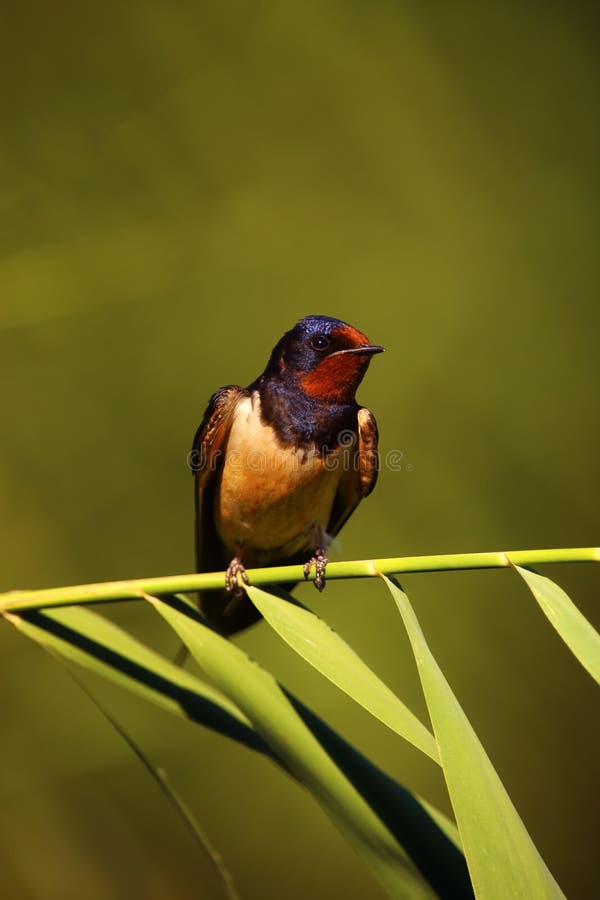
{"left": 264, "top": 315, "right": 384, "bottom": 403}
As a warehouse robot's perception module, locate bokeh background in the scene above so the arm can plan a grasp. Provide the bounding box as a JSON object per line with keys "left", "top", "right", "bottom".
{"left": 1, "top": 2, "right": 599, "bottom": 898}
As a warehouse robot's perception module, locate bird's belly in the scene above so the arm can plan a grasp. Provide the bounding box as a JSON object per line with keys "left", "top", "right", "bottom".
{"left": 214, "top": 398, "right": 341, "bottom": 563}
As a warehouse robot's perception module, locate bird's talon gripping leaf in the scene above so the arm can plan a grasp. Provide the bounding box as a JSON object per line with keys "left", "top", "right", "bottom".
{"left": 304, "top": 549, "right": 329, "bottom": 592}
{"left": 225, "top": 557, "right": 248, "bottom": 597}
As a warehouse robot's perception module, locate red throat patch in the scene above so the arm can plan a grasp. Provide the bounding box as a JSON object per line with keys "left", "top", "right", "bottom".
{"left": 300, "top": 354, "right": 370, "bottom": 402}
{"left": 300, "top": 325, "right": 373, "bottom": 403}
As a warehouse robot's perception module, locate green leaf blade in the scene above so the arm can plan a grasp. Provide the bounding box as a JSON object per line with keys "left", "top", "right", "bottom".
{"left": 382, "top": 576, "right": 565, "bottom": 900}
{"left": 513, "top": 566, "right": 600, "bottom": 684}
{"left": 6, "top": 600, "right": 470, "bottom": 898}
{"left": 3, "top": 606, "right": 268, "bottom": 756}
{"left": 146, "top": 593, "right": 437, "bottom": 900}
{"left": 245, "top": 584, "right": 439, "bottom": 764}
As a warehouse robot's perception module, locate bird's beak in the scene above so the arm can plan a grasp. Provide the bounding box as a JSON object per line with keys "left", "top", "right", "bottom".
{"left": 331, "top": 344, "right": 385, "bottom": 357}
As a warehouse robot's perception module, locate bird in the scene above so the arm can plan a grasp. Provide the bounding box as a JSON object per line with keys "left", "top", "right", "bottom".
{"left": 190, "top": 314, "right": 383, "bottom": 635}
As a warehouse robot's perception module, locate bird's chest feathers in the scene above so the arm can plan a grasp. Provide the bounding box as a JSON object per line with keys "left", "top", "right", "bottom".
{"left": 215, "top": 394, "right": 342, "bottom": 554}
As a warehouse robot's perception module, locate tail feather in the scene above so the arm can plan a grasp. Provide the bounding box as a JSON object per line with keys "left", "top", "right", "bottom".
{"left": 199, "top": 588, "right": 263, "bottom": 636}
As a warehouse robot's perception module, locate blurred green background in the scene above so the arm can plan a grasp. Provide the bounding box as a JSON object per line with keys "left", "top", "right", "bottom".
{"left": 1, "top": 2, "right": 599, "bottom": 898}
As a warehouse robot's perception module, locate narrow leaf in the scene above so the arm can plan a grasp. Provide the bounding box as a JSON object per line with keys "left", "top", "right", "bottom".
{"left": 3, "top": 606, "right": 269, "bottom": 756}
{"left": 417, "top": 797, "right": 463, "bottom": 853}
{"left": 146, "top": 593, "right": 436, "bottom": 900}
{"left": 382, "top": 576, "right": 565, "bottom": 900}
{"left": 5, "top": 601, "right": 471, "bottom": 897}
{"left": 513, "top": 566, "right": 600, "bottom": 685}
{"left": 286, "top": 692, "right": 472, "bottom": 899}
{"left": 66, "top": 666, "right": 242, "bottom": 900}
{"left": 245, "top": 584, "right": 438, "bottom": 763}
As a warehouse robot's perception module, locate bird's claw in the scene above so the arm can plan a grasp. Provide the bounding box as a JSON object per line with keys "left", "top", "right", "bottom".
{"left": 225, "top": 557, "right": 249, "bottom": 597}
{"left": 303, "top": 548, "right": 329, "bottom": 592}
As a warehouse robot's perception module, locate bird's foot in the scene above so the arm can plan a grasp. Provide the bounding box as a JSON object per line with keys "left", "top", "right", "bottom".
{"left": 303, "top": 547, "right": 329, "bottom": 592}
{"left": 225, "top": 556, "right": 249, "bottom": 597}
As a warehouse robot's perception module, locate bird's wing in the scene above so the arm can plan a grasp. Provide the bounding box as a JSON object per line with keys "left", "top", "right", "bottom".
{"left": 191, "top": 385, "right": 247, "bottom": 573}
{"left": 327, "top": 407, "right": 379, "bottom": 538}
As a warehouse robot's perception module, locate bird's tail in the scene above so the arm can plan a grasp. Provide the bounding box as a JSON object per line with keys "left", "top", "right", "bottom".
{"left": 199, "top": 588, "right": 262, "bottom": 636}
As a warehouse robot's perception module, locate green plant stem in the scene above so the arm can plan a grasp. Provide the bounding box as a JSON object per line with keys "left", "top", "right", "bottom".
{"left": 1, "top": 547, "right": 597, "bottom": 614}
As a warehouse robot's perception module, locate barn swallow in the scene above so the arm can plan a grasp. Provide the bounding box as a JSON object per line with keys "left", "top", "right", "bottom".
{"left": 191, "top": 315, "right": 383, "bottom": 635}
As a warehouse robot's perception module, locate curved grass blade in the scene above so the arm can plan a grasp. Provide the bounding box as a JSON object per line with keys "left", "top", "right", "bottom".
{"left": 145, "top": 593, "right": 436, "bottom": 900}
{"left": 66, "top": 665, "right": 241, "bottom": 900}
{"left": 382, "top": 576, "right": 565, "bottom": 900}
{"left": 4, "top": 601, "right": 472, "bottom": 897}
{"left": 512, "top": 566, "right": 600, "bottom": 685}
{"left": 245, "top": 584, "right": 438, "bottom": 763}
{"left": 286, "top": 693, "right": 472, "bottom": 899}
{"left": 416, "top": 797, "right": 463, "bottom": 853}
{"left": 2, "top": 606, "right": 270, "bottom": 757}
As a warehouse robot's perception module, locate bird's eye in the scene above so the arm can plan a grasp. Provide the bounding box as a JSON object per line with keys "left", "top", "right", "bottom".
{"left": 310, "top": 334, "right": 330, "bottom": 351}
